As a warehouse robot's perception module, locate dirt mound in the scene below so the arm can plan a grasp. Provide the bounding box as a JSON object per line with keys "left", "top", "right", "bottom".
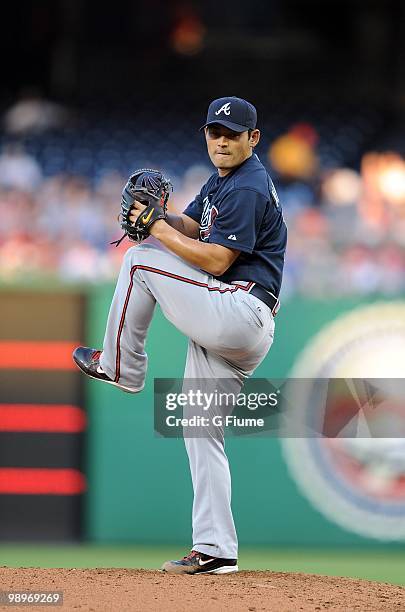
{"left": 1, "top": 567, "right": 404, "bottom": 611}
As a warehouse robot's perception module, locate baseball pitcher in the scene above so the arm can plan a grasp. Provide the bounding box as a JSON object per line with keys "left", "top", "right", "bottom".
{"left": 73, "top": 96, "right": 287, "bottom": 574}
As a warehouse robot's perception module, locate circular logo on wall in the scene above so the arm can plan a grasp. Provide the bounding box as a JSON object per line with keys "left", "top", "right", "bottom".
{"left": 281, "top": 302, "right": 405, "bottom": 540}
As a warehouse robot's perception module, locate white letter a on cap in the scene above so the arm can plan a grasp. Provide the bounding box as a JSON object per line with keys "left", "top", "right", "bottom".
{"left": 215, "top": 103, "right": 231, "bottom": 116}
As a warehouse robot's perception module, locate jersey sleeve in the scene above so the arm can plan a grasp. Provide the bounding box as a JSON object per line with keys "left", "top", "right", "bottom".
{"left": 208, "top": 189, "right": 267, "bottom": 254}
{"left": 183, "top": 193, "right": 204, "bottom": 223}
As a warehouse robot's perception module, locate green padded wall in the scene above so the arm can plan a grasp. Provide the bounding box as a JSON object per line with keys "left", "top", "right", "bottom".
{"left": 84, "top": 286, "right": 404, "bottom": 548}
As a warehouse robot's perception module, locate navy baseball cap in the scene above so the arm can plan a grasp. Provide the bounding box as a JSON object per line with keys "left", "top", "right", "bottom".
{"left": 200, "top": 96, "right": 257, "bottom": 133}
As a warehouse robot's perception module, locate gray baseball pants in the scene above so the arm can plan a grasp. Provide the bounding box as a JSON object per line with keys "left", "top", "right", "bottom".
{"left": 99, "top": 243, "right": 275, "bottom": 559}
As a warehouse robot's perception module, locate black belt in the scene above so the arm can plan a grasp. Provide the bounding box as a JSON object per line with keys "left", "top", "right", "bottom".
{"left": 250, "top": 285, "right": 280, "bottom": 316}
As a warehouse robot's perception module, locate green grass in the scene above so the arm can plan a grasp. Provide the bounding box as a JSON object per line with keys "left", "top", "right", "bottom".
{"left": 0, "top": 545, "right": 404, "bottom": 586}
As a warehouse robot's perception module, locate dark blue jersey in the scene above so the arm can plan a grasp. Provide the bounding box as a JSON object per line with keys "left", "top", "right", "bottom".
{"left": 183, "top": 154, "right": 287, "bottom": 296}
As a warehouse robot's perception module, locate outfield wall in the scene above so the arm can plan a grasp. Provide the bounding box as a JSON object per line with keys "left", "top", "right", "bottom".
{"left": 85, "top": 286, "right": 405, "bottom": 548}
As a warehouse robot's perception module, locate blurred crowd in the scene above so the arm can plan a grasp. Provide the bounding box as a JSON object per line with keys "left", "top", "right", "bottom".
{"left": 269, "top": 124, "right": 405, "bottom": 298}
{"left": 0, "top": 98, "right": 404, "bottom": 298}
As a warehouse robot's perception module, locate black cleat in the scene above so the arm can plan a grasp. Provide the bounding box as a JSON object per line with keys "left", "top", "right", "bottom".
{"left": 72, "top": 346, "right": 142, "bottom": 393}
{"left": 161, "top": 550, "right": 238, "bottom": 575}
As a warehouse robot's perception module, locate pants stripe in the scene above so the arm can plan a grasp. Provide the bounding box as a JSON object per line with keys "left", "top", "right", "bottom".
{"left": 114, "top": 266, "right": 137, "bottom": 382}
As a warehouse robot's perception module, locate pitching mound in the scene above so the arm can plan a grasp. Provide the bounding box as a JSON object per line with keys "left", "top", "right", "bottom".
{"left": 1, "top": 567, "right": 404, "bottom": 611}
